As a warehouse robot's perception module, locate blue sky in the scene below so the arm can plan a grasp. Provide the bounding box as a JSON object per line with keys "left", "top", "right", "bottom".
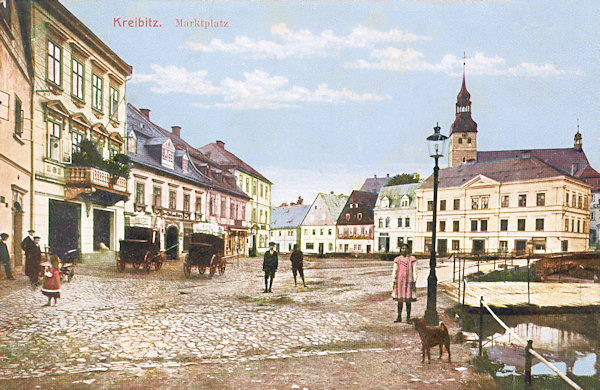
{"left": 63, "top": 0, "right": 600, "bottom": 206}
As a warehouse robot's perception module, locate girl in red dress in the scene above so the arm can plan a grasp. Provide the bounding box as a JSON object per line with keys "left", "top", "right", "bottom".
{"left": 42, "top": 255, "right": 61, "bottom": 306}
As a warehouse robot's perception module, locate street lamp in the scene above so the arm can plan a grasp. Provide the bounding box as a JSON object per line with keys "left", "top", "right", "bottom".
{"left": 424, "top": 123, "right": 449, "bottom": 325}
{"left": 250, "top": 224, "right": 258, "bottom": 257}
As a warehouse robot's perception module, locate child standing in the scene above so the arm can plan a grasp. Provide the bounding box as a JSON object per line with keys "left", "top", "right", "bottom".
{"left": 42, "top": 255, "right": 61, "bottom": 306}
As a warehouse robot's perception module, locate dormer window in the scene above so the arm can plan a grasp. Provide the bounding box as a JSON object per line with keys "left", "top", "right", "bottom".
{"left": 381, "top": 197, "right": 390, "bottom": 208}
{"left": 400, "top": 195, "right": 409, "bottom": 208}
{"left": 182, "top": 155, "right": 189, "bottom": 174}
{"left": 161, "top": 139, "right": 175, "bottom": 169}
{"left": 127, "top": 131, "right": 136, "bottom": 154}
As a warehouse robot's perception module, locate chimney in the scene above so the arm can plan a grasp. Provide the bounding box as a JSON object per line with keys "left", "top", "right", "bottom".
{"left": 374, "top": 174, "right": 377, "bottom": 179}
{"left": 139, "top": 108, "right": 151, "bottom": 119}
{"left": 216, "top": 140, "right": 225, "bottom": 149}
{"left": 171, "top": 126, "right": 181, "bottom": 138}
{"left": 387, "top": 173, "right": 390, "bottom": 177}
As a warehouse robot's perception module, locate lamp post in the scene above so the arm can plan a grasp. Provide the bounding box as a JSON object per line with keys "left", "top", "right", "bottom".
{"left": 424, "top": 123, "right": 448, "bottom": 325}
{"left": 250, "top": 224, "right": 258, "bottom": 257}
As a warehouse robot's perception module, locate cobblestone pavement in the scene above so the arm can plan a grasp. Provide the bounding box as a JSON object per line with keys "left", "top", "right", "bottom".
{"left": 0, "top": 257, "right": 496, "bottom": 389}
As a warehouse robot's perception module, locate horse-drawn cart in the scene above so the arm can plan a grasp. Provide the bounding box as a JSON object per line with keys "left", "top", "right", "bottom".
{"left": 183, "top": 233, "right": 225, "bottom": 278}
{"left": 117, "top": 227, "right": 164, "bottom": 272}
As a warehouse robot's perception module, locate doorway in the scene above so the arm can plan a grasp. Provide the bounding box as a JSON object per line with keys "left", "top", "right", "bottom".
{"left": 93, "top": 209, "right": 113, "bottom": 250}
{"left": 472, "top": 239, "right": 485, "bottom": 254}
{"left": 318, "top": 242, "right": 324, "bottom": 255}
{"left": 437, "top": 239, "right": 447, "bottom": 255}
{"left": 12, "top": 201, "right": 23, "bottom": 266}
{"left": 49, "top": 200, "right": 80, "bottom": 257}
{"left": 165, "top": 225, "right": 179, "bottom": 260}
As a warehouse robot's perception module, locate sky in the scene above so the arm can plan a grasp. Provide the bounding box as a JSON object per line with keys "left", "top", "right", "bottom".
{"left": 62, "top": 0, "right": 600, "bottom": 206}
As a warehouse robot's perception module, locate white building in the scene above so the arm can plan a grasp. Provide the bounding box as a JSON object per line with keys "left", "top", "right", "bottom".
{"left": 301, "top": 192, "right": 348, "bottom": 255}
{"left": 270, "top": 204, "right": 310, "bottom": 253}
{"left": 374, "top": 183, "right": 420, "bottom": 253}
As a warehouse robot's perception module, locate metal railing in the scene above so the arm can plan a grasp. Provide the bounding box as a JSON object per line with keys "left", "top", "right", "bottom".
{"left": 465, "top": 280, "right": 583, "bottom": 390}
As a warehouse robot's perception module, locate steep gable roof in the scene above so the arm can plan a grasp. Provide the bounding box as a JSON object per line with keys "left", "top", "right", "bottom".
{"left": 477, "top": 148, "right": 591, "bottom": 177}
{"left": 375, "top": 183, "right": 420, "bottom": 209}
{"left": 198, "top": 141, "right": 271, "bottom": 184}
{"left": 360, "top": 175, "right": 391, "bottom": 193}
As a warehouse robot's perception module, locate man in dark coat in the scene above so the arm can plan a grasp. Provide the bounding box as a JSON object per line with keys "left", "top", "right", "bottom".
{"left": 21, "top": 229, "right": 36, "bottom": 276}
{"left": 0, "top": 233, "right": 15, "bottom": 280}
{"left": 262, "top": 242, "right": 278, "bottom": 293}
{"left": 25, "top": 236, "right": 42, "bottom": 285}
{"left": 290, "top": 244, "right": 306, "bottom": 287}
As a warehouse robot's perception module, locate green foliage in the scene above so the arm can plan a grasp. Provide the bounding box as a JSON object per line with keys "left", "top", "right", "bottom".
{"left": 385, "top": 173, "right": 421, "bottom": 186}
{"left": 472, "top": 349, "right": 505, "bottom": 377}
{"left": 468, "top": 268, "right": 540, "bottom": 282}
{"left": 71, "top": 139, "right": 130, "bottom": 178}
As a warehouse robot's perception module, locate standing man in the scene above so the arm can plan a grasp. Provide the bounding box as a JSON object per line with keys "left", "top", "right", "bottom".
{"left": 263, "top": 242, "right": 278, "bottom": 293}
{"left": 290, "top": 244, "right": 306, "bottom": 287}
{"left": 0, "top": 233, "right": 15, "bottom": 280}
{"left": 26, "top": 236, "right": 42, "bottom": 285}
{"left": 21, "top": 229, "right": 36, "bottom": 276}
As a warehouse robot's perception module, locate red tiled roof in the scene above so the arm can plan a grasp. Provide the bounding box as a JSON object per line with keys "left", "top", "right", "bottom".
{"left": 477, "top": 148, "right": 591, "bottom": 176}
{"left": 359, "top": 175, "right": 391, "bottom": 193}
{"left": 449, "top": 73, "right": 477, "bottom": 135}
{"left": 575, "top": 165, "right": 600, "bottom": 192}
{"left": 421, "top": 157, "right": 587, "bottom": 189}
{"left": 198, "top": 142, "right": 271, "bottom": 184}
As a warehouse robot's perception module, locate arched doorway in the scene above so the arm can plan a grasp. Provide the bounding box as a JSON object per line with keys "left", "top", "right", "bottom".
{"left": 12, "top": 201, "right": 23, "bottom": 266}
{"left": 165, "top": 225, "right": 179, "bottom": 260}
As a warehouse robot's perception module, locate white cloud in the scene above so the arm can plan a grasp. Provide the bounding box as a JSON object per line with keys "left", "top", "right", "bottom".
{"left": 345, "top": 50, "right": 568, "bottom": 77}
{"left": 185, "top": 23, "right": 429, "bottom": 59}
{"left": 133, "top": 67, "right": 386, "bottom": 110}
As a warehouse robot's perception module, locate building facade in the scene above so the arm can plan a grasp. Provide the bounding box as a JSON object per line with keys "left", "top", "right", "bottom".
{"left": 374, "top": 183, "right": 419, "bottom": 253}
{"left": 301, "top": 192, "right": 348, "bottom": 255}
{"left": 336, "top": 190, "right": 377, "bottom": 254}
{"left": 199, "top": 141, "right": 272, "bottom": 254}
{"left": 29, "top": 0, "right": 131, "bottom": 261}
{"left": 0, "top": 0, "right": 33, "bottom": 269}
{"left": 126, "top": 105, "right": 250, "bottom": 258}
{"left": 415, "top": 158, "right": 590, "bottom": 255}
{"left": 270, "top": 204, "right": 310, "bottom": 253}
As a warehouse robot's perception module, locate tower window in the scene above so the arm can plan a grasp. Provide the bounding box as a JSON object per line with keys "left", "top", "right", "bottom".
{"left": 458, "top": 138, "right": 463, "bottom": 144}
{"left": 467, "top": 138, "right": 472, "bottom": 144}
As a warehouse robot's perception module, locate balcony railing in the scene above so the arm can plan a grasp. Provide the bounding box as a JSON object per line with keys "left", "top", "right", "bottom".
{"left": 65, "top": 166, "right": 129, "bottom": 206}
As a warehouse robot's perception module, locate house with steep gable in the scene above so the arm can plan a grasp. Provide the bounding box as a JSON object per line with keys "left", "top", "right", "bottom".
{"left": 270, "top": 204, "right": 311, "bottom": 253}
{"left": 374, "top": 183, "right": 420, "bottom": 253}
{"left": 336, "top": 190, "right": 378, "bottom": 254}
{"left": 301, "top": 192, "right": 348, "bottom": 255}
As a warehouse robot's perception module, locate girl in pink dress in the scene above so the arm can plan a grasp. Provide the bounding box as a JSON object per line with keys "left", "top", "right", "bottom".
{"left": 391, "top": 244, "right": 417, "bottom": 323}
{"left": 42, "top": 255, "right": 61, "bottom": 306}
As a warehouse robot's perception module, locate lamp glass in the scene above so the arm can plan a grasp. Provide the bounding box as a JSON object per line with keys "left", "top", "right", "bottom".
{"left": 426, "top": 126, "right": 448, "bottom": 158}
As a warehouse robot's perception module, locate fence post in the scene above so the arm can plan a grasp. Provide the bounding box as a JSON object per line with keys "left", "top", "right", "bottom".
{"left": 525, "top": 339, "right": 533, "bottom": 389}
{"left": 462, "top": 279, "right": 466, "bottom": 308}
{"left": 453, "top": 254, "right": 456, "bottom": 282}
{"left": 479, "top": 296, "right": 484, "bottom": 357}
{"left": 527, "top": 255, "right": 531, "bottom": 304}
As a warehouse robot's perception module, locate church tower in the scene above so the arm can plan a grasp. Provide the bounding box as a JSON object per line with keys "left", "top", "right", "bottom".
{"left": 448, "top": 71, "right": 478, "bottom": 167}
{"left": 574, "top": 120, "right": 582, "bottom": 151}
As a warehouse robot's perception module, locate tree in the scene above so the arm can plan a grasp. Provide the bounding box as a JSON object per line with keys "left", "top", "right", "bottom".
{"left": 385, "top": 173, "right": 421, "bottom": 186}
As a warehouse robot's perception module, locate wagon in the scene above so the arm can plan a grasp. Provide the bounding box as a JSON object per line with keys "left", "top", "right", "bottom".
{"left": 183, "top": 233, "right": 225, "bottom": 278}
{"left": 117, "top": 227, "right": 164, "bottom": 272}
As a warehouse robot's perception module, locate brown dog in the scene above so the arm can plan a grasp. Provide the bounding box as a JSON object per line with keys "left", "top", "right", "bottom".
{"left": 413, "top": 317, "right": 451, "bottom": 363}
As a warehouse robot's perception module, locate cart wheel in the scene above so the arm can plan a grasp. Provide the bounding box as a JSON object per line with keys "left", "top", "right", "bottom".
{"left": 183, "top": 257, "right": 192, "bottom": 279}
{"left": 143, "top": 252, "right": 152, "bottom": 273}
{"left": 154, "top": 254, "right": 164, "bottom": 271}
{"left": 219, "top": 261, "right": 226, "bottom": 275}
{"left": 198, "top": 265, "right": 206, "bottom": 275}
{"left": 133, "top": 262, "right": 141, "bottom": 269}
{"left": 116, "top": 254, "right": 125, "bottom": 272}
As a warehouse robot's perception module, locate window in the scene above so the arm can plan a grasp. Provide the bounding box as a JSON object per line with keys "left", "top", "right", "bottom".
{"left": 397, "top": 237, "right": 404, "bottom": 248}
{"left": 252, "top": 182, "right": 256, "bottom": 195}
{"left": 210, "top": 198, "right": 216, "bottom": 216}
{"left": 320, "top": 229, "right": 324, "bottom": 236}
{"left": 183, "top": 194, "right": 190, "bottom": 212}
{"left": 536, "top": 193, "right": 545, "bottom": 206}
{"left": 571, "top": 219, "right": 574, "bottom": 232}
{"left": 222, "top": 199, "right": 228, "bottom": 218}
{"left": 578, "top": 195, "right": 583, "bottom": 209}
{"left": 152, "top": 186, "right": 162, "bottom": 207}
{"left": 517, "top": 218, "right": 526, "bottom": 231}
{"left": 312, "top": 229, "right": 316, "bottom": 235}
{"left": 47, "top": 119, "right": 62, "bottom": 161}
{"left": 245, "top": 178, "right": 249, "bottom": 193}
{"left": 471, "top": 220, "right": 478, "bottom": 232}
{"left": 397, "top": 218, "right": 402, "bottom": 228}
{"left": 584, "top": 196, "right": 589, "bottom": 209}
{"left": 405, "top": 217, "right": 410, "bottom": 227}
{"left": 453, "top": 199, "right": 460, "bottom": 210}
{"left": 458, "top": 138, "right": 463, "bottom": 144}
{"left": 260, "top": 184, "right": 263, "bottom": 198}
{"left": 577, "top": 220, "right": 580, "bottom": 233}
{"left": 499, "top": 241, "right": 508, "bottom": 252}
{"left": 452, "top": 240, "right": 460, "bottom": 251}
{"left": 385, "top": 217, "right": 390, "bottom": 228}
{"left": 426, "top": 221, "right": 433, "bottom": 232}
{"left": 71, "top": 131, "right": 83, "bottom": 154}
{"left": 480, "top": 220, "right": 488, "bottom": 232}
{"left": 453, "top": 221, "right": 459, "bottom": 232}
{"left": 471, "top": 197, "right": 479, "bottom": 210}
{"left": 135, "top": 182, "right": 145, "bottom": 204}
{"left": 378, "top": 218, "right": 383, "bottom": 228}
{"left": 109, "top": 86, "right": 119, "bottom": 121}
{"left": 564, "top": 219, "right": 569, "bottom": 232}
{"left": 500, "top": 219, "right": 508, "bottom": 231}
{"left": 71, "top": 59, "right": 84, "bottom": 100}
{"left": 439, "top": 221, "right": 446, "bottom": 232}
{"left": 501, "top": 195, "right": 509, "bottom": 208}
{"left": 565, "top": 193, "right": 569, "bottom": 206}
{"left": 169, "top": 190, "right": 177, "bottom": 210}
{"left": 230, "top": 202, "right": 235, "bottom": 219}
{"left": 357, "top": 213, "right": 362, "bottom": 220}
{"left": 91, "top": 73, "right": 103, "bottom": 111}
{"left": 47, "top": 41, "right": 62, "bottom": 85}
{"left": 440, "top": 200, "right": 446, "bottom": 211}
{"left": 467, "top": 137, "right": 471, "bottom": 144}
{"left": 480, "top": 197, "right": 489, "bottom": 209}
{"left": 535, "top": 218, "right": 544, "bottom": 231}
{"left": 182, "top": 157, "right": 189, "bottom": 173}
{"left": 328, "top": 229, "right": 332, "bottom": 235}
{"left": 345, "top": 213, "right": 350, "bottom": 221}
{"left": 518, "top": 194, "right": 527, "bottom": 207}
{"left": 306, "top": 243, "right": 314, "bottom": 250}
{"left": 572, "top": 193, "right": 576, "bottom": 208}
{"left": 195, "top": 196, "right": 202, "bottom": 215}
{"left": 427, "top": 201, "right": 433, "bottom": 211}
{"left": 14, "top": 96, "right": 23, "bottom": 136}
{"left": 562, "top": 240, "right": 569, "bottom": 252}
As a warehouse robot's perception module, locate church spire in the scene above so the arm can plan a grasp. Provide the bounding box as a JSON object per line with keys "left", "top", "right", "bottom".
{"left": 449, "top": 55, "right": 477, "bottom": 135}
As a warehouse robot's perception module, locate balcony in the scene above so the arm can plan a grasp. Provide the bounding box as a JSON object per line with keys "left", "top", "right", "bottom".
{"left": 65, "top": 166, "right": 129, "bottom": 206}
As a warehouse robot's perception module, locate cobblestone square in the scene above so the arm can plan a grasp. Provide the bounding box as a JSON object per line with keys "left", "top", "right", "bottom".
{"left": 0, "top": 257, "right": 494, "bottom": 389}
